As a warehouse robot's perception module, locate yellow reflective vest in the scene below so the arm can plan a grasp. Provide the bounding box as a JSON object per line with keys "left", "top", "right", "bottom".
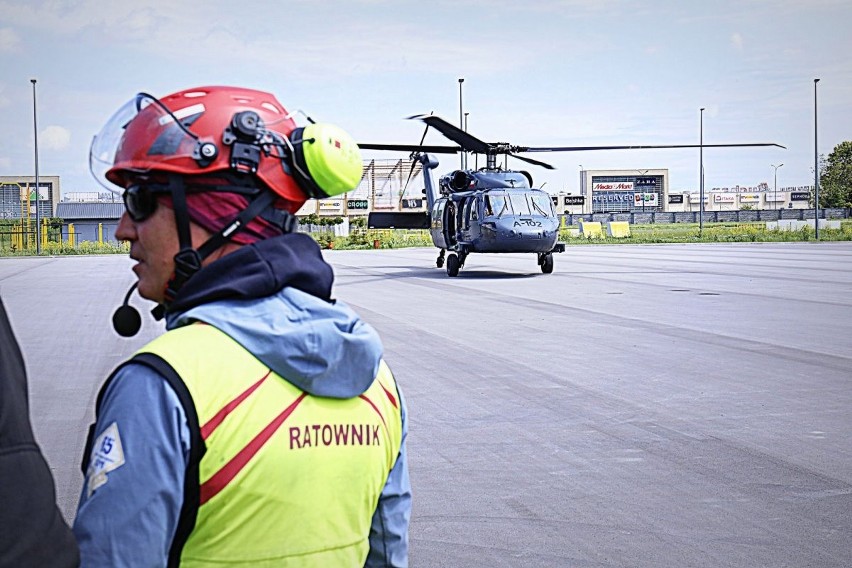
{"left": 138, "top": 322, "right": 403, "bottom": 567}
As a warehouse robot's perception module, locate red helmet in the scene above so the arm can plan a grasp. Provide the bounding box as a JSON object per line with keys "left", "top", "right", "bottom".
{"left": 90, "top": 86, "right": 363, "bottom": 213}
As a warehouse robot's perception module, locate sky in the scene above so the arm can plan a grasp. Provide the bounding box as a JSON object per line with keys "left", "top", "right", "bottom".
{"left": 1, "top": 0, "right": 850, "bottom": 198}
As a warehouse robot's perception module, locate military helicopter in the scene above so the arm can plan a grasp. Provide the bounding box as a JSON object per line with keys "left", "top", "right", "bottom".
{"left": 362, "top": 114, "right": 783, "bottom": 277}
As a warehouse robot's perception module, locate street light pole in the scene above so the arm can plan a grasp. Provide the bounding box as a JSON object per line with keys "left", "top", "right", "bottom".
{"left": 458, "top": 78, "right": 464, "bottom": 170}
{"left": 771, "top": 163, "right": 783, "bottom": 218}
{"left": 699, "top": 107, "right": 705, "bottom": 235}
{"left": 30, "top": 78, "right": 41, "bottom": 255}
{"left": 814, "top": 78, "right": 820, "bottom": 240}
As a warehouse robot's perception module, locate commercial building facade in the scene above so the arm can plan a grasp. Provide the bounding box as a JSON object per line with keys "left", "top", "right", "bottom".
{"left": 554, "top": 169, "right": 815, "bottom": 215}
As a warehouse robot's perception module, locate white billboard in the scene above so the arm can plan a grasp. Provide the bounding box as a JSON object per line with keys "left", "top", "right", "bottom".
{"left": 633, "top": 192, "right": 658, "bottom": 206}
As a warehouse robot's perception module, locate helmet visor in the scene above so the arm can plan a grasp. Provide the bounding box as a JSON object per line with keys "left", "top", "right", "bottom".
{"left": 89, "top": 92, "right": 204, "bottom": 193}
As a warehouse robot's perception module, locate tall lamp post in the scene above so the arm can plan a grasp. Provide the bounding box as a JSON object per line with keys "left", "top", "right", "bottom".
{"left": 771, "top": 163, "right": 783, "bottom": 217}
{"left": 813, "top": 78, "right": 820, "bottom": 240}
{"left": 458, "top": 78, "right": 464, "bottom": 169}
{"left": 30, "top": 78, "right": 41, "bottom": 255}
{"left": 699, "top": 107, "right": 705, "bottom": 235}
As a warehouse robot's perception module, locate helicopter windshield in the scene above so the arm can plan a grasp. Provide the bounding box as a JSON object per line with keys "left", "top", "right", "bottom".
{"left": 529, "top": 192, "right": 554, "bottom": 217}
{"left": 484, "top": 194, "right": 509, "bottom": 217}
{"left": 509, "top": 193, "right": 531, "bottom": 215}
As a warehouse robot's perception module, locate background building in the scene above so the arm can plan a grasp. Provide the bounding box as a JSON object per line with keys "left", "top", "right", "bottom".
{"left": 0, "top": 175, "right": 60, "bottom": 220}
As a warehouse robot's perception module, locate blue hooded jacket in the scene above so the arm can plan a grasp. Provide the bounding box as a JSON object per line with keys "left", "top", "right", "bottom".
{"left": 73, "top": 233, "right": 410, "bottom": 567}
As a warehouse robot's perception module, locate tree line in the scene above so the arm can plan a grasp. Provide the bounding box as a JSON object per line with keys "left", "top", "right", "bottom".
{"left": 819, "top": 141, "right": 852, "bottom": 208}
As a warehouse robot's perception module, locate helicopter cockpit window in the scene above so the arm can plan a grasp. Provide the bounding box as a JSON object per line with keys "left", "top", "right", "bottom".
{"left": 485, "top": 194, "right": 509, "bottom": 217}
{"left": 509, "top": 193, "right": 531, "bottom": 216}
{"left": 529, "top": 192, "right": 554, "bottom": 217}
{"left": 462, "top": 199, "right": 473, "bottom": 229}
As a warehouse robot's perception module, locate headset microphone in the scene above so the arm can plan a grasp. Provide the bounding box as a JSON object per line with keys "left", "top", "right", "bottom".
{"left": 112, "top": 283, "right": 142, "bottom": 337}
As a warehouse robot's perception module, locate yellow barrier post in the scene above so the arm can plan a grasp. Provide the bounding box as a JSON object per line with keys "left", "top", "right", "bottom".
{"left": 41, "top": 218, "right": 48, "bottom": 251}
{"left": 68, "top": 224, "right": 75, "bottom": 247}
{"left": 606, "top": 221, "right": 631, "bottom": 238}
{"left": 98, "top": 223, "right": 103, "bottom": 244}
{"left": 579, "top": 220, "right": 603, "bottom": 239}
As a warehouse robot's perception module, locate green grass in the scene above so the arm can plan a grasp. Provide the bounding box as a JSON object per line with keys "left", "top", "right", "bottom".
{"left": 0, "top": 240, "right": 129, "bottom": 256}
{"left": 3, "top": 221, "right": 850, "bottom": 255}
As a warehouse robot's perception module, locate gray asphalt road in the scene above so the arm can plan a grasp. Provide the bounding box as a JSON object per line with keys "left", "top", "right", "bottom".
{"left": 2, "top": 242, "right": 850, "bottom": 567}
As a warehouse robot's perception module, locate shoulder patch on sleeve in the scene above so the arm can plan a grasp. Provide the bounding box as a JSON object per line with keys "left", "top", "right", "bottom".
{"left": 86, "top": 421, "right": 126, "bottom": 497}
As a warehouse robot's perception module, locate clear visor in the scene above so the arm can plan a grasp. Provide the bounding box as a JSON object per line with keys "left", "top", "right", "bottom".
{"left": 89, "top": 91, "right": 299, "bottom": 194}
{"left": 89, "top": 93, "right": 190, "bottom": 193}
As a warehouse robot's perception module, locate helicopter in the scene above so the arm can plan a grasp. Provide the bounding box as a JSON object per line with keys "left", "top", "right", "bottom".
{"left": 362, "top": 114, "right": 783, "bottom": 277}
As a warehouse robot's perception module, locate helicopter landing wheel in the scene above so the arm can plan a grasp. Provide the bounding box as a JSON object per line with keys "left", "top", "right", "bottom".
{"left": 446, "top": 253, "right": 460, "bottom": 277}
{"left": 540, "top": 253, "right": 554, "bottom": 274}
{"left": 436, "top": 249, "right": 445, "bottom": 268}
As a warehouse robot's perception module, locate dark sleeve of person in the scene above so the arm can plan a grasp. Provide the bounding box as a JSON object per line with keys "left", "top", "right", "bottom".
{"left": 0, "top": 297, "right": 80, "bottom": 567}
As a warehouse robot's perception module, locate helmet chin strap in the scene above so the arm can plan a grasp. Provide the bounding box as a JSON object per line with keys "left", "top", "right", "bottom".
{"left": 151, "top": 175, "right": 294, "bottom": 320}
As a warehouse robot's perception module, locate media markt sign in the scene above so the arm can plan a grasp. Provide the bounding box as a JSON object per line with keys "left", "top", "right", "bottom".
{"left": 593, "top": 182, "right": 634, "bottom": 191}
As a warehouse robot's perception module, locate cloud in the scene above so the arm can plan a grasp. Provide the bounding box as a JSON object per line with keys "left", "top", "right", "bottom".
{"left": 731, "top": 32, "right": 744, "bottom": 50}
{"left": 0, "top": 27, "right": 20, "bottom": 52}
{"left": 40, "top": 125, "right": 71, "bottom": 150}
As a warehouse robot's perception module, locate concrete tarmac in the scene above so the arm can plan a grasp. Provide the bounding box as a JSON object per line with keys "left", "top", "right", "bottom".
{"left": 1, "top": 242, "right": 850, "bottom": 567}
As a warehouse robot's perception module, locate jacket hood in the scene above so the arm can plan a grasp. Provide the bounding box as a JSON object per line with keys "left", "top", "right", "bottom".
{"left": 164, "top": 234, "right": 383, "bottom": 399}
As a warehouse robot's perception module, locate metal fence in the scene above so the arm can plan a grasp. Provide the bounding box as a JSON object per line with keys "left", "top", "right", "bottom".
{"left": 562, "top": 207, "right": 851, "bottom": 226}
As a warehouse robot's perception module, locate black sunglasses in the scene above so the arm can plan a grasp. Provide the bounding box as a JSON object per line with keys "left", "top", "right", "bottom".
{"left": 123, "top": 185, "right": 162, "bottom": 222}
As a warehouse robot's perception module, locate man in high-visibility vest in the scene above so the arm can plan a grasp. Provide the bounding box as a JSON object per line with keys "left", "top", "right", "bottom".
{"left": 73, "top": 86, "right": 410, "bottom": 566}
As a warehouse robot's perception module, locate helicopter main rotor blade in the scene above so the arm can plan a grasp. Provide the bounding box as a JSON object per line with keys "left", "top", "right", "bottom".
{"left": 358, "top": 143, "right": 460, "bottom": 154}
{"left": 517, "top": 142, "right": 786, "bottom": 152}
{"left": 408, "top": 114, "right": 494, "bottom": 154}
{"left": 508, "top": 153, "right": 556, "bottom": 170}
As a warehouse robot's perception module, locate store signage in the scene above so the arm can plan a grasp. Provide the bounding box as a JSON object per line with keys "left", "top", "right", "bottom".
{"left": 401, "top": 198, "right": 423, "bottom": 209}
{"left": 593, "top": 182, "right": 634, "bottom": 191}
{"left": 765, "top": 194, "right": 785, "bottom": 202}
{"left": 318, "top": 199, "right": 343, "bottom": 212}
{"left": 635, "top": 177, "right": 657, "bottom": 186}
{"left": 347, "top": 199, "right": 369, "bottom": 210}
{"left": 713, "top": 194, "right": 736, "bottom": 203}
{"left": 668, "top": 194, "right": 684, "bottom": 204}
{"left": 791, "top": 192, "right": 810, "bottom": 201}
{"left": 689, "top": 194, "right": 709, "bottom": 203}
{"left": 563, "top": 195, "right": 584, "bottom": 205}
{"left": 592, "top": 192, "right": 633, "bottom": 203}
{"left": 739, "top": 194, "right": 760, "bottom": 203}
{"left": 633, "top": 192, "right": 658, "bottom": 206}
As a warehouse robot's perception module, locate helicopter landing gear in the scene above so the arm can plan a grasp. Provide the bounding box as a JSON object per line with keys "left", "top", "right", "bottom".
{"left": 446, "top": 253, "right": 460, "bottom": 277}
{"left": 539, "top": 252, "right": 554, "bottom": 274}
{"left": 436, "top": 249, "right": 445, "bottom": 268}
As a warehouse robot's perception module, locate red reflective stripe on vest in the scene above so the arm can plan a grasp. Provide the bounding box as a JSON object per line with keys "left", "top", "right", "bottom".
{"left": 200, "top": 392, "right": 308, "bottom": 505}
{"left": 359, "top": 394, "right": 387, "bottom": 429}
{"left": 200, "top": 371, "right": 271, "bottom": 440}
{"left": 379, "top": 381, "right": 398, "bottom": 409}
